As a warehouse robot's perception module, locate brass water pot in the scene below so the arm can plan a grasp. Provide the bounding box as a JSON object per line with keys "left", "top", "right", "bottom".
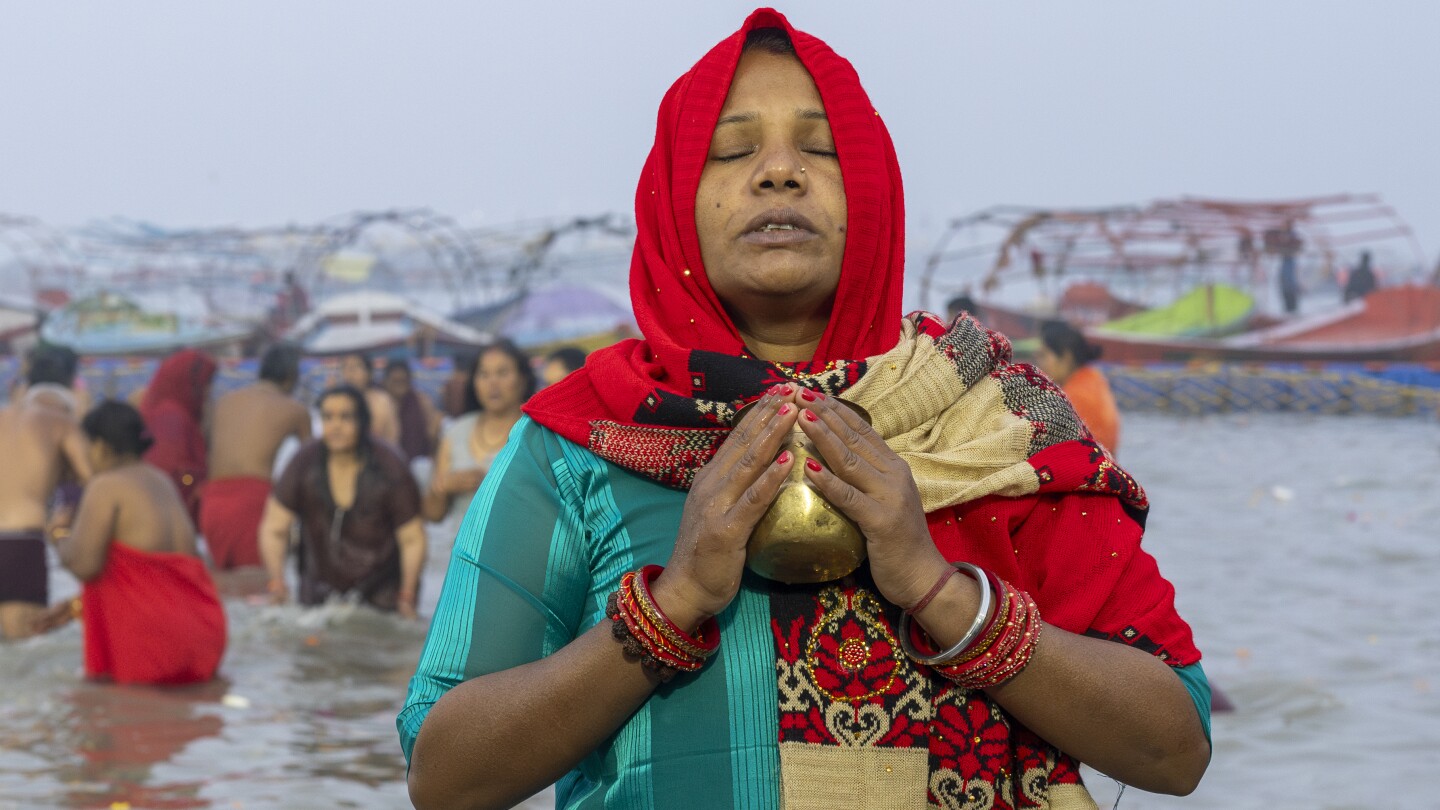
{"left": 732, "top": 398, "right": 871, "bottom": 584}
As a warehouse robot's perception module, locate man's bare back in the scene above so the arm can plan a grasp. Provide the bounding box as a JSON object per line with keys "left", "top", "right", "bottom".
{"left": 0, "top": 393, "right": 90, "bottom": 532}
{"left": 208, "top": 382, "right": 312, "bottom": 480}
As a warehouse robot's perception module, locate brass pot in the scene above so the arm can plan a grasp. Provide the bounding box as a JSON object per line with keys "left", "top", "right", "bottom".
{"left": 731, "top": 397, "right": 871, "bottom": 584}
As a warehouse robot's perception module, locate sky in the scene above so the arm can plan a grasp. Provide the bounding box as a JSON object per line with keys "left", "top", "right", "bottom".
{"left": 3, "top": 1, "right": 1438, "bottom": 295}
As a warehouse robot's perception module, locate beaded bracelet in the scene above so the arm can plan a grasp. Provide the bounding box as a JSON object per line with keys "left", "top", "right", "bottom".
{"left": 607, "top": 566, "right": 719, "bottom": 682}
{"left": 898, "top": 562, "right": 991, "bottom": 666}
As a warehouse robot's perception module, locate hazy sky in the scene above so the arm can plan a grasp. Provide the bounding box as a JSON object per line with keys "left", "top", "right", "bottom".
{"left": 4, "top": 1, "right": 1438, "bottom": 270}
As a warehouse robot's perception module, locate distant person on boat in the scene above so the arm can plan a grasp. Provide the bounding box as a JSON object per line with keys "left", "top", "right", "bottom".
{"left": 259, "top": 385, "right": 426, "bottom": 618}
{"left": 1267, "top": 221, "right": 1304, "bottom": 314}
{"left": 270, "top": 271, "right": 310, "bottom": 334}
{"left": 382, "top": 358, "right": 442, "bottom": 463}
{"left": 43, "top": 401, "right": 226, "bottom": 685}
{"left": 422, "top": 340, "right": 535, "bottom": 523}
{"left": 1343, "top": 251, "right": 1378, "bottom": 304}
{"left": 1037, "top": 319, "right": 1121, "bottom": 454}
{"left": 337, "top": 351, "right": 401, "bottom": 447}
{"left": 0, "top": 346, "right": 92, "bottom": 640}
{"left": 199, "top": 344, "right": 312, "bottom": 570}
{"left": 140, "top": 349, "right": 216, "bottom": 524}
{"left": 945, "top": 293, "right": 982, "bottom": 324}
{"left": 540, "top": 345, "right": 587, "bottom": 388}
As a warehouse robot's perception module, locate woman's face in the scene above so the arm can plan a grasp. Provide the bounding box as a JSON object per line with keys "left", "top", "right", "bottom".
{"left": 473, "top": 349, "right": 524, "bottom": 413}
{"left": 340, "top": 356, "right": 371, "bottom": 389}
{"left": 319, "top": 393, "right": 361, "bottom": 453}
{"left": 695, "top": 49, "right": 847, "bottom": 321}
{"left": 383, "top": 366, "right": 412, "bottom": 401}
{"left": 1035, "top": 344, "right": 1076, "bottom": 385}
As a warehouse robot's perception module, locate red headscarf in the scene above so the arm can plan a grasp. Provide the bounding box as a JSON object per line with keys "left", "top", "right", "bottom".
{"left": 141, "top": 349, "right": 217, "bottom": 519}
{"left": 525, "top": 8, "right": 904, "bottom": 460}
{"left": 142, "top": 349, "right": 216, "bottom": 424}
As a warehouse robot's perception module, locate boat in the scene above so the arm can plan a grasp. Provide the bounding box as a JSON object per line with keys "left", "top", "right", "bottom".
{"left": 451, "top": 282, "right": 637, "bottom": 352}
{"left": 39, "top": 291, "right": 254, "bottom": 356}
{"left": 1091, "top": 284, "right": 1440, "bottom": 363}
{"left": 0, "top": 295, "right": 39, "bottom": 355}
{"left": 285, "top": 290, "right": 489, "bottom": 356}
{"left": 925, "top": 195, "right": 1436, "bottom": 363}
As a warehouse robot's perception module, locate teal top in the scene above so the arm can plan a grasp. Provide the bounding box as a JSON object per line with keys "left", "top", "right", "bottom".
{"left": 398, "top": 417, "right": 1211, "bottom": 808}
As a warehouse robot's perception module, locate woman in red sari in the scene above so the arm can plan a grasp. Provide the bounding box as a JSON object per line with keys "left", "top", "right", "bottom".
{"left": 402, "top": 11, "right": 1210, "bottom": 809}
{"left": 140, "top": 349, "right": 216, "bottom": 522}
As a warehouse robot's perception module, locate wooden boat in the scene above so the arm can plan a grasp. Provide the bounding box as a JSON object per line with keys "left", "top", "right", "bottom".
{"left": 926, "top": 195, "right": 1435, "bottom": 363}
{"left": 39, "top": 292, "right": 254, "bottom": 356}
{"left": 286, "top": 290, "right": 488, "bottom": 356}
{"left": 1087, "top": 286, "right": 1440, "bottom": 363}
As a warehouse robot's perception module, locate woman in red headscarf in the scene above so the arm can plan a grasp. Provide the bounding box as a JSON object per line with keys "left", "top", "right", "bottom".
{"left": 140, "top": 349, "right": 216, "bottom": 523}
{"left": 401, "top": 11, "right": 1210, "bottom": 809}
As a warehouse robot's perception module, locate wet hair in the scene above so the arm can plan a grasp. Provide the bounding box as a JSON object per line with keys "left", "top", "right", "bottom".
{"left": 544, "top": 346, "right": 587, "bottom": 375}
{"left": 383, "top": 357, "right": 412, "bottom": 379}
{"left": 1039, "top": 320, "right": 1103, "bottom": 366}
{"left": 315, "top": 384, "right": 372, "bottom": 454}
{"left": 27, "top": 345, "right": 79, "bottom": 387}
{"left": 945, "top": 295, "right": 979, "bottom": 320}
{"left": 462, "top": 340, "right": 537, "bottom": 414}
{"left": 258, "top": 343, "right": 301, "bottom": 385}
{"left": 82, "top": 400, "right": 154, "bottom": 457}
{"left": 744, "top": 27, "right": 795, "bottom": 56}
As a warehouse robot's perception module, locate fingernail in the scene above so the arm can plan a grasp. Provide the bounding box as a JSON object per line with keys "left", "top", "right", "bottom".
{"left": 800, "top": 388, "right": 817, "bottom": 401}
{"left": 780, "top": 384, "right": 794, "bottom": 395}
{"left": 803, "top": 409, "right": 819, "bottom": 422}
{"left": 778, "top": 404, "right": 792, "bottom": 416}
{"left": 776, "top": 450, "right": 792, "bottom": 465}
{"left": 767, "top": 384, "right": 782, "bottom": 396}
{"left": 805, "top": 458, "right": 823, "bottom": 473}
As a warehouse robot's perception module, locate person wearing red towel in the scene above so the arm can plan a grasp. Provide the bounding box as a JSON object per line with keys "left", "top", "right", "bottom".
{"left": 49, "top": 400, "right": 226, "bottom": 685}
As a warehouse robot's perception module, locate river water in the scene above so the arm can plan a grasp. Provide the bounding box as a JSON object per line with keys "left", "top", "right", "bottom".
{"left": 2, "top": 412, "right": 1437, "bottom": 809}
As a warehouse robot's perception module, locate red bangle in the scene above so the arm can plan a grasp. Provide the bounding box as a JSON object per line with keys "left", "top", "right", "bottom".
{"left": 606, "top": 566, "right": 719, "bottom": 681}
{"left": 904, "top": 565, "right": 960, "bottom": 615}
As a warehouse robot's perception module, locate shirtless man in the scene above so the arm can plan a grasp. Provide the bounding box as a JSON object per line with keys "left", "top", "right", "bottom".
{"left": 197, "top": 344, "right": 312, "bottom": 569}
{"left": 0, "top": 346, "right": 92, "bottom": 640}
{"left": 338, "top": 352, "right": 400, "bottom": 447}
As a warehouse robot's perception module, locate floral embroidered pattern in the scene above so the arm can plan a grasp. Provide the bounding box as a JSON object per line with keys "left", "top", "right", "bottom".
{"left": 772, "top": 580, "right": 1088, "bottom": 808}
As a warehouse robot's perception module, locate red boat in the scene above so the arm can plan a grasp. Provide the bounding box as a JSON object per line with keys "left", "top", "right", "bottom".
{"left": 924, "top": 195, "right": 1438, "bottom": 362}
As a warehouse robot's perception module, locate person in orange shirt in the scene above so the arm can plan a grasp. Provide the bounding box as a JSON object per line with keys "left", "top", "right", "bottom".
{"left": 1036, "top": 320, "right": 1121, "bottom": 454}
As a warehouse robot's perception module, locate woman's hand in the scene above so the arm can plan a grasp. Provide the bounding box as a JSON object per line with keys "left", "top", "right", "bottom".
{"left": 31, "top": 599, "right": 79, "bottom": 634}
{"left": 652, "top": 386, "right": 801, "bottom": 628}
{"left": 438, "top": 469, "right": 485, "bottom": 496}
{"left": 795, "top": 390, "right": 951, "bottom": 610}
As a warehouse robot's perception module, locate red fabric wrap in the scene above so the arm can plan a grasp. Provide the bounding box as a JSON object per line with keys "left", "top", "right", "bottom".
{"left": 82, "top": 542, "right": 226, "bottom": 685}
{"left": 198, "top": 476, "right": 272, "bottom": 569}
{"left": 141, "top": 349, "right": 216, "bottom": 521}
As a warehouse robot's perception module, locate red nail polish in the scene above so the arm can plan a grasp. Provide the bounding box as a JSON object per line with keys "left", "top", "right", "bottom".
{"left": 780, "top": 384, "right": 794, "bottom": 395}
{"left": 805, "top": 458, "right": 822, "bottom": 472}
{"left": 767, "top": 384, "right": 782, "bottom": 395}
{"left": 800, "top": 388, "right": 817, "bottom": 401}
{"left": 776, "top": 450, "right": 791, "bottom": 465}
{"left": 778, "top": 404, "right": 792, "bottom": 416}
{"left": 803, "top": 409, "right": 819, "bottom": 422}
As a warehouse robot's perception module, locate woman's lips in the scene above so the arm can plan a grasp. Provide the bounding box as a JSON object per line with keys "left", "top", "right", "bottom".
{"left": 741, "top": 208, "right": 819, "bottom": 246}
{"left": 741, "top": 227, "right": 819, "bottom": 246}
